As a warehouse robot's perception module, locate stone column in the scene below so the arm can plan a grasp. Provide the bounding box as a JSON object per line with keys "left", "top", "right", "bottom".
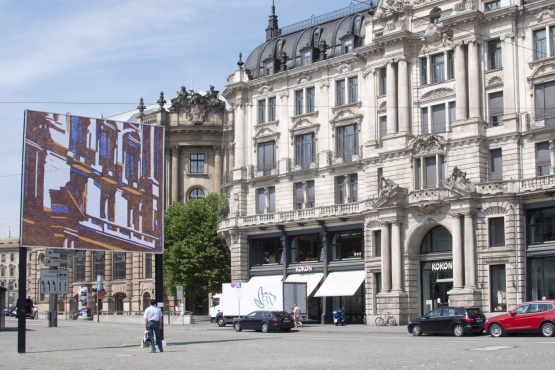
{"left": 170, "top": 146, "right": 180, "bottom": 204}
{"left": 386, "top": 61, "right": 398, "bottom": 135}
{"left": 464, "top": 213, "right": 477, "bottom": 289}
{"left": 397, "top": 59, "right": 410, "bottom": 134}
{"left": 85, "top": 251, "right": 92, "bottom": 283}
{"left": 455, "top": 43, "right": 468, "bottom": 121}
{"left": 391, "top": 221, "right": 403, "bottom": 292}
{"left": 165, "top": 149, "right": 171, "bottom": 209}
{"left": 451, "top": 213, "right": 464, "bottom": 289}
{"left": 214, "top": 146, "right": 222, "bottom": 190}
{"left": 229, "top": 144, "right": 235, "bottom": 172}
{"left": 468, "top": 40, "right": 481, "bottom": 120}
{"left": 501, "top": 35, "right": 515, "bottom": 114}
{"left": 366, "top": 69, "right": 377, "bottom": 143}
{"left": 235, "top": 102, "right": 245, "bottom": 168}
{"left": 125, "top": 253, "right": 133, "bottom": 310}
{"left": 222, "top": 147, "right": 228, "bottom": 181}
{"left": 380, "top": 222, "right": 391, "bottom": 293}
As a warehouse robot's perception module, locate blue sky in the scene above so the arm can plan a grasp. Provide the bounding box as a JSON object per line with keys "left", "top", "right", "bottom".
{"left": 0, "top": 0, "right": 360, "bottom": 237}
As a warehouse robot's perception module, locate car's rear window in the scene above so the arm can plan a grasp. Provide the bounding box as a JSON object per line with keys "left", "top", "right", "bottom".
{"left": 467, "top": 308, "right": 483, "bottom": 317}
{"left": 276, "top": 311, "right": 291, "bottom": 319}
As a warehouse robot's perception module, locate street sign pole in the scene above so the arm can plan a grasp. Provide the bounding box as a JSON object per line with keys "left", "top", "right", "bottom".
{"left": 17, "top": 245, "right": 27, "bottom": 353}
{"left": 155, "top": 253, "right": 164, "bottom": 340}
{"left": 48, "top": 266, "right": 58, "bottom": 328}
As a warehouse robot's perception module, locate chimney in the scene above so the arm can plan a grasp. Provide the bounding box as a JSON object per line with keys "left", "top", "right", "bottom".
{"left": 266, "top": 0, "right": 279, "bottom": 41}
{"left": 7, "top": 226, "right": 10, "bottom": 238}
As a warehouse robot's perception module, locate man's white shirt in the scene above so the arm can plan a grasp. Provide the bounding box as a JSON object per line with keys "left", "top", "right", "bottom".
{"left": 144, "top": 306, "right": 163, "bottom": 321}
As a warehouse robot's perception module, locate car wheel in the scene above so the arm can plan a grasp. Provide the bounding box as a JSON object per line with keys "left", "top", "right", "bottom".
{"left": 412, "top": 325, "right": 423, "bottom": 336}
{"left": 541, "top": 322, "right": 555, "bottom": 337}
{"left": 453, "top": 324, "right": 465, "bottom": 337}
{"left": 217, "top": 317, "right": 226, "bottom": 327}
{"left": 283, "top": 328, "right": 291, "bottom": 332}
{"left": 489, "top": 323, "right": 504, "bottom": 337}
{"left": 234, "top": 322, "right": 242, "bottom": 332}
{"left": 261, "top": 323, "right": 269, "bottom": 333}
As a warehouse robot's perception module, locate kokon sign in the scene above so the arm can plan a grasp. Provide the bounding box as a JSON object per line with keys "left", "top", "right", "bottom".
{"left": 295, "top": 265, "right": 313, "bottom": 273}
{"left": 432, "top": 262, "right": 453, "bottom": 271}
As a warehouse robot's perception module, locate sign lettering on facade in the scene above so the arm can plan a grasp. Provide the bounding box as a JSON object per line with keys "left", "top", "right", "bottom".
{"left": 295, "top": 265, "right": 313, "bottom": 273}
{"left": 431, "top": 262, "right": 453, "bottom": 271}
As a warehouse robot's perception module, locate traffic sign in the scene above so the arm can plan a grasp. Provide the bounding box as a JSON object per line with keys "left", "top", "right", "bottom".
{"left": 176, "top": 286, "right": 183, "bottom": 300}
{"left": 45, "top": 248, "right": 70, "bottom": 258}
{"left": 40, "top": 269, "right": 69, "bottom": 294}
{"left": 45, "top": 258, "right": 72, "bottom": 268}
{"left": 236, "top": 282, "right": 241, "bottom": 289}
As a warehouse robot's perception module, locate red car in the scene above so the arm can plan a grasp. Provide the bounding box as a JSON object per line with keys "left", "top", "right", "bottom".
{"left": 485, "top": 300, "right": 555, "bottom": 337}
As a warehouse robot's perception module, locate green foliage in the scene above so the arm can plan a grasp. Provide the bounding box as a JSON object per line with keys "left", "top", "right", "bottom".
{"left": 163, "top": 193, "right": 230, "bottom": 297}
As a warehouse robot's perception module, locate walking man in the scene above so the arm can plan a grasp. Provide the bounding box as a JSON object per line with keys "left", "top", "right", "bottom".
{"left": 143, "top": 299, "right": 164, "bottom": 353}
{"left": 293, "top": 303, "right": 303, "bottom": 328}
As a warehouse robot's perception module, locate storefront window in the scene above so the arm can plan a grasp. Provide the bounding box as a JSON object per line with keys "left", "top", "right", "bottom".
{"left": 529, "top": 257, "right": 555, "bottom": 300}
{"left": 529, "top": 207, "right": 555, "bottom": 244}
{"left": 331, "top": 230, "right": 363, "bottom": 260}
{"left": 332, "top": 285, "right": 364, "bottom": 323}
{"left": 251, "top": 237, "right": 282, "bottom": 266}
{"left": 421, "top": 260, "right": 453, "bottom": 314}
{"left": 290, "top": 234, "right": 322, "bottom": 263}
{"left": 491, "top": 265, "right": 507, "bottom": 312}
{"left": 420, "top": 226, "right": 452, "bottom": 253}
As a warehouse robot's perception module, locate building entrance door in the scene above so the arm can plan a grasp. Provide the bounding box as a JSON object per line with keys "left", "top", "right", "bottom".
{"left": 431, "top": 282, "right": 453, "bottom": 310}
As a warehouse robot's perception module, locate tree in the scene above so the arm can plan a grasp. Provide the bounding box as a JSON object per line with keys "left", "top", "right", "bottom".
{"left": 163, "top": 193, "right": 230, "bottom": 297}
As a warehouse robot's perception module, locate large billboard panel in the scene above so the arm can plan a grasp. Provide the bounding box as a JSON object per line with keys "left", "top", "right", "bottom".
{"left": 21, "top": 110, "right": 165, "bottom": 253}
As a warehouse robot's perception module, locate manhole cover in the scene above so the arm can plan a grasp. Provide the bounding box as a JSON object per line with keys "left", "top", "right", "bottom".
{"left": 469, "top": 346, "right": 512, "bottom": 352}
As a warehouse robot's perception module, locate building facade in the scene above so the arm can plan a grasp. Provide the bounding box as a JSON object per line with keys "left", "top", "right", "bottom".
{"left": 0, "top": 236, "right": 20, "bottom": 307}
{"left": 218, "top": 0, "right": 555, "bottom": 324}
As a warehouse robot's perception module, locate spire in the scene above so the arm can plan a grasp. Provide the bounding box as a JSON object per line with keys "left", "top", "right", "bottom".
{"left": 7, "top": 226, "right": 10, "bottom": 238}
{"left": 266, "top": 0, "right": 279, "bottom": 41}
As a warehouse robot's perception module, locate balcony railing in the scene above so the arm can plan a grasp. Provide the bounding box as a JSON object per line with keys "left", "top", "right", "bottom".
{"left": 526, "top": 110, "right": 555, "bottom": 131}
{"left": 408, "top": 188, "right": 451, "bottom": 204}
{"left": 286, "top": 156, "right": 319, "bottom": 173}
{"left": 221, "top": 171, "right": 233, "bottom": 185}
{"left": 327, "top": 146, "right": 363, "bottom": 166}
{"left": 476, "top": 174, "right": 555, "bottom": 195}
{"left": 248, "top": 162, "right": 279, "bottom": 179}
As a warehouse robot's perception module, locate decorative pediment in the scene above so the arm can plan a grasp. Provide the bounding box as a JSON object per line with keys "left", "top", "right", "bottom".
{"left": 527, "top": 62, "right": 555, "bottom": 92}
{"left": 252, "top": 124, "right": 280, "bottom": 152}
{"left": 374, "top": 178, "right": 406, "bottom": 208}
{"left": 290, "top": 116, "right": 320, "bottom": 141}
{"left": 362, "top": 67, "right": 374, "bottom": 79}
{"left": 421, "top": 87, "right": 455, "bottom": 100}
{"left": 536, "top": 9, "right": 554, "bottom": 23}
{"left": 330, "top": 107, "right": 363, "bottom": 135}
{"left": 296, "top": 74, "right": 312, "bottom": 85}
{"left": 335, "top": 62, "right": 352, "bottom": 74}
{"left": 420, "top": 24, "right": 453, "bottom": 55}
{"left": 408, "top": 134, "right": 445, "bottom": 155}
{"left": 258, "top": 85, "right": 273, "bottom": 95}
{"left": 170, "top": 86, "right": 225, "bottom": 125}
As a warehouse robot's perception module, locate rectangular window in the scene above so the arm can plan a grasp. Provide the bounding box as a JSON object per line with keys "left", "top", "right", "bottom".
{"left": 535, "top": 81, "right": 555, "bottom": 126}
{"left": 529, "top": 207, "right": 555, "bottom": 244}
{"left": 307, "top": 180, "right": 315, "bottom": 208}
{"left": 258, "top": 99, "right": 266, "bottom": 124}
{"left": 294, "top": 182, "right": 304, "bottom": 210}
{"left": 74, "top": 252, "right": 85, "bottom": 282}
{"left": 421, "top": 58, "right": 428, "bottom": 86}
{"left": 552, "top": 27, "right": 555, "bottom": 57}
{"left": 295, "top": 133, "right": 315, "bottom": 169}
{"left": 348, "top": 76, "right": 358, "bottom": 103}
{"left": 257, "top": 188, "right": 266, "bottom": 214}
{"left": 537, "top": 142, "right": 551, "bottom": 176}
{"left": 491, "top": 265, "right": 507, "bottom": 312}
{"left": 336, "top": 80, "right": 345, "bottom": 107}
{"left": 268, "top": 97, "right": 276, "bottom": 121}
{"left": 374, "top": 230, "right": 382, "bottom": 257}
{"left": 485, "top": 0, "right": 500, "bottom": 11}
{"left": 252, "top": 237, "right": 281, "bottom": 266}
{"left": 421, "top": 107, "right": 429, "bottom": 134}
{"left": 489, "top": 91, "right": 504, "bottom": 127}
{"left": 306, "top": 87, "right": 315, "bottom": 113}
{"left": 336, "top": 124, "right": 358, "bottom": 161}
{"left": 343, "top": 39, "right": 353, "bottom": 54}
{"left": 491, "top": 148, "right": 503, "bottom": 181}
{"left": 190, "top": 153, "right": 204, "bottom": 173}
{"left": 93, "top": 252, "right": 105, "bottom": 280}
{"left": 432, "top": 104, "right": 446, "bottom": 133}
{"left": 331, "top": 230, "right": 363, "bottom": 260}
{"left": 488, "top": 39, "right": 502, "bottom": 70}
{"left": 449, "top": 101, "right": 456, "bottom": 128}
{"left": 425, "top": 156, "right": 437, "bottom": 188}
{"left": 448, "top": 51, "right": 455, "bottom": 79}
{"left": 295, "top": 90, "right": 303, "bottom": 116}
{"left": 336, "top": 176, "right": 346, "bottom": 204}
{"left": 269, "top": 186, "right": 275, "bottom": 213}
{"left": 379, "top": 68, "right": 387, "bottom": 95}
{"left": 257, "top": 141, "right": 275, "bottom": 176}
{"left": 489, "top": 217, "right": 505, "bottom": 247}
{"left": 265, "top": 62, "right": 274, "bottom": 76}
{"left": 290, "top": 234, "right": 322, "bottom": 263}
{"left": 380, "top": 116, "right": 387, "bottom": 138}
{"left": 145, "top": 253, "right": 152, "bottom": 279}
{"left": 432, "top": 54, "right": 445, "bottom": 83}
{"left": 349, "top": 174, "right": 358, "bottom": 202}
{"left": 534, "top": 29, "right": 547, "bottom": 60}
{"left": 440, "top": 155, "right": 446, "bottom": 183}
{"left": 416, "top": 158, "right": 422, "bottom": 189}
{"left": 302, "top": 50, "right": 311, "bottom": 66}
{"left": 113, "top": 253, "right": 126, "bottom": 280}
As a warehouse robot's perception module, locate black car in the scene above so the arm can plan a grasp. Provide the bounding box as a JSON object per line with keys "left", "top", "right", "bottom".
{"left": 233, "top": 311, "right": 295, "bottom": 333}
{"left": 408, "top": 307, "right": 486, "bottom": 337}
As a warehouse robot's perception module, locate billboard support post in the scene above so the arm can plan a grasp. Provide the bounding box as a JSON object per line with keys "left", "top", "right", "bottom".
{"left": 48, "top": 267, "right": 58, "bottom": 328}
{"left": 155, "top": 253, "right": 164, "bottom": 340}
{"left": 17, "top": 246, "right": 27, "bottom": 353}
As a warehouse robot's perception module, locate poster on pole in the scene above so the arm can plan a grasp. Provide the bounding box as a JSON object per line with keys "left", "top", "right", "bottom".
{"left": 40, "top": 269, "right": 69, "bottom": 294}
{"left": 20, "top": 111, "right": 165, "bottom": 253}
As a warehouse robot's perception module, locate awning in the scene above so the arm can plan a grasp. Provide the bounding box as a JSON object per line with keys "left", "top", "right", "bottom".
{"left": 285, "top": 273, "right": 324, "bottom": 296}
{"left": 248, "top": 275, "right": 283, "bottom": 283}
{"left": 313, "top": 270, "right": 365, "bottom": 297}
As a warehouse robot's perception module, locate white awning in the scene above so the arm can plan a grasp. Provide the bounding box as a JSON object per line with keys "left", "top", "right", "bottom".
{"left": 313, "top": 270, "right": 365, "bottom": 297}
{"left": 248, "top": 275, "right": 283, "bottom": 283}
{"left": 285, "top": 273, "right": 324, "bottom": 296}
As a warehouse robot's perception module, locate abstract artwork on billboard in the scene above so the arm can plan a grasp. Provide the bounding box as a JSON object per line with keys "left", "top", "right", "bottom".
{"left": 21, "top": 111, "right": 165, "bottom": 253}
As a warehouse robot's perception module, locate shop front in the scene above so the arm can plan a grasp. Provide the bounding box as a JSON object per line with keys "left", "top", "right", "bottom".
{"left": 314, "top": 270, "right": 365, "bottom": 324}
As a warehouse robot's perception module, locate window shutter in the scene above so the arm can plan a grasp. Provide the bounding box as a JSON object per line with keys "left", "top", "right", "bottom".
{"left": 265, "top": 141, "right": 275, "bottom": 167}
{"left": 489, "top": 92, "right": 504, "bottom": 117}
{"left": 269, "top": 187, "right": 275, "bottom": 213}
{"left": 336, "top": 177, "right": 345, "bottom": 204}
{"left": 295, "top": 183, "right": 304, "bottom": 207}
{"left": 422, "top": 108, "right": 429, "bottom": 134}
{"left": 415, "top": 159, "right": 421, "bottom": 189}
{"left": 449, "top": 102, "right": 456, "bottom": 127}
{"left": 432, "top": 104, "right": 446, "bottom": 133}
{"left": 381, "top": 116, "right": 387, "bottom": 138}
{"left": 257, "top": 143, "right": 264, "bottom": 169}
{"left": 425, "top": 157, "right": 437, "bottom": 188}
{"left": 308, "top": 180, "right": 315, "bottom": 206}
{"left": 336, "top": 127, "right": 344, "bottom": 153}
{"left": 257, "top": 188, "right": 266, "bottom": 214}
{"left": 491, "top": 148, "right": 503, "bottom": 180}
{"left": 537, "top": 142, "right": 551, "bottom": 164}
{"left": 546, "top": 81, "right": 555, "bottom": 118}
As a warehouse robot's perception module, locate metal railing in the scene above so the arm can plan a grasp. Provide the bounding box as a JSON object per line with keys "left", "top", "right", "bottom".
{"left": 248, "top": 162, "right": 279, "bottom": 178}
{"left": 328, "top": 146, "right": 363, "bottom": 165}
{"left": 525, "top": 110, "right": 555, "bottom": 131}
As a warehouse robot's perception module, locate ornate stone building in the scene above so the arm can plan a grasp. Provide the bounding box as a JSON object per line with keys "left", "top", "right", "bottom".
{"left": 0, "top": 236, "right": 20, "bottom": 307}
{"left": 218, "top": 0, "right": 555, "bottom": 324}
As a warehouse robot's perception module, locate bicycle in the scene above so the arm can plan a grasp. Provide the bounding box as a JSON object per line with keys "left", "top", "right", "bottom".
{"left": 375, "top": 311, "right": 397, "bottom": 326}
{"left": 69, "top": 311, "right": 78, "bottom": 320}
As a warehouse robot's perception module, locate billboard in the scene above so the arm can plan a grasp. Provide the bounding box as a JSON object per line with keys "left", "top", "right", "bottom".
{"left": 21, "top": 110, "right": 165, "bottom": 253}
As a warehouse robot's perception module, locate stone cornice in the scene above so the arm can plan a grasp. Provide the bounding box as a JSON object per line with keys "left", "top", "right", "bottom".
{"left": 441, "top": 9, "right": 484, "bottom": 27}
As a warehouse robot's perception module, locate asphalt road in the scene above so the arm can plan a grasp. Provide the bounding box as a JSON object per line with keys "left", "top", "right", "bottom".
{"left": 1, "top": 317, "right": 554, "bottom": 369}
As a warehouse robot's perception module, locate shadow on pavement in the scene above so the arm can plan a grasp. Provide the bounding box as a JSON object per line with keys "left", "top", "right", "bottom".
{"left": 1, "top": 327, "right": 34, "bottom": 332}
{"left": 168, "top": 338, "right": 265, "bottom": 347}
{"left": 27, "top": 344, "right": 138, "bottom": 354}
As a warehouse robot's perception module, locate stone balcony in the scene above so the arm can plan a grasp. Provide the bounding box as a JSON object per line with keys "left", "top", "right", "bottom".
{"left": 286, "top": 156, "right": 319, "bottom": 173}
{"left": 408, "top": 188, "right": 451, "bottom": 204}
{"left": 248, "top": 162, "right": 279, "bottom": 179}
{"left": 221, "top": 171, "right": 233, "bottom": 185}
{"left": 327, "top": 146, "right": 363, "bottom": 166}
{"left": 476, "top": 175, "right": 555, "bottom": 195}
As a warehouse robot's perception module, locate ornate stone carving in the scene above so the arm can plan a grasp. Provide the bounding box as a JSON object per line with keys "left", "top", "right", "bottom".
{"left": 170, "top": 85, "right": 225, "bottom": 125}
{"left": 319, "top": 81, "right": 330, "bottom": 91}
{"left": 444, "top": 166, "right": 476, "bottom": 193}
{"left": 227, "top": 73, "right": 235, "bottom": 84}
{"left": 362, "top": 68, "right": 374, "bottom": 79}
{"left": 408, "top": 134, "right": 444, "bottom": 154}
{"left": 414, "top": 202, "right": 444, "bottom": 216}
{"left": 170, "top": 146, "right": 180, "bottom": 156}
{"left": 376, "top": 0, "right": 413, "bottom": 19}
{"left": 296, "top": 74, "right": 311, "bottom": 84}
{"left": 278, "top": 91, "right": 289, "bottom": 101}
{"left": 421, "top": 24, "right": 453, "bottom": 54}
{"left": 137, "top": 97, "right": 146, "bottom": 114}
{"left": 258, "top": 85, "right": 273, "bottom": 95}
{"left": 536, "top": 9, "right": 554, "bottom": 23}
{"left": 421, "top": 87, "right": 455, "bottom": 100}
{"left": 336, "top": 62, "right": 352, "bottom": 74}
{"left": 379, "top": 177, "right": 398, "bottom": 198}
{"left": 454, "top": 0, "right": 476, "bottom": 12}
{"left": 157, "top": 91, "right": 166, "bottom": 111}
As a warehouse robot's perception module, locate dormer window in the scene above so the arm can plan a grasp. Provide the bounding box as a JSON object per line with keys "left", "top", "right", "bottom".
{"left": 302, "top": 50, "right": 312, "bottom": 66}
{"left": 262, "top": 55, "right": 279, "bottom": 76}
{"left": 353, "top": 15, "right": 362, "bottom": 36}
{"left": 265, "top": 62, "right": 274, "bottom": 76}
{"left": 343, "top": 39, "right": 353, "bottom": 54}
{"left": 430, "top": 8, "right": 441, "bottom": 24}
{"left": 313, "top": 28, "right": 321, "bottom": 48}
{"left": 275, "top": 39, "right": 283, "bottom": 56}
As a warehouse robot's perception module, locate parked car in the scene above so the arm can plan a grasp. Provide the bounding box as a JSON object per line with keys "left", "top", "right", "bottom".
{"left": 408, "top": 307, "right": 486, "bottom": 337}
{"left": 485, "top": 300, "right": 555, "bottom": 337}
{"left": 233, "top": 311, "right": 295, "bottom": 333}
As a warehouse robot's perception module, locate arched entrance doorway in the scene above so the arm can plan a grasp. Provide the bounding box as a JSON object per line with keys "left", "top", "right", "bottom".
{"left": 114, "top": 293, "right": 126, "bottom": 313}
{"left": 420, "top": 226, "right": 453, "bottom": 314}
{"left": 142, "top": 292, "right": 151, "bottom": 311}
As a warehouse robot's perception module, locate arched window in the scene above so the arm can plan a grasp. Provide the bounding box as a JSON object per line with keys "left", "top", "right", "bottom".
{"left": 430, "top": 8, "right": 441, "bottom": 24}
{"left": 1, "top": 254, "right": 5, "bottom": 262}
{"left": 313, "top": 28, "right": 321, "bottom": 47}
{"left": 9, "top": 266, "right": 15, "bottom": 277}
{"left": 420, "top": 226, "right": 452, "bottom": 253}
{"left": 143, "top": 292, "right": 151, "bottom": 310}
{"left": 189, "top": 188, "right": 205, "bottom": 200}
{"left": 113, "top": 252, "right": 126, "bottom": 280}
{"left": 353, "top": 15, "right": 361, "bottom": 35}
{"left": 1, "top": 266, "right": 5, "bottom": 277}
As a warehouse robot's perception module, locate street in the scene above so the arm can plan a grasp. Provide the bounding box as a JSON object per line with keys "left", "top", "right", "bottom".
{"left": 1, "top": 317, "right": 554, "bottom": 369}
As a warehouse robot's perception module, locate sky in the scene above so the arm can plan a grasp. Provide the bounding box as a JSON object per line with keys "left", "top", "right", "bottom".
{"left": 0, "top": 0, "right": 364, "bottom": 238}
